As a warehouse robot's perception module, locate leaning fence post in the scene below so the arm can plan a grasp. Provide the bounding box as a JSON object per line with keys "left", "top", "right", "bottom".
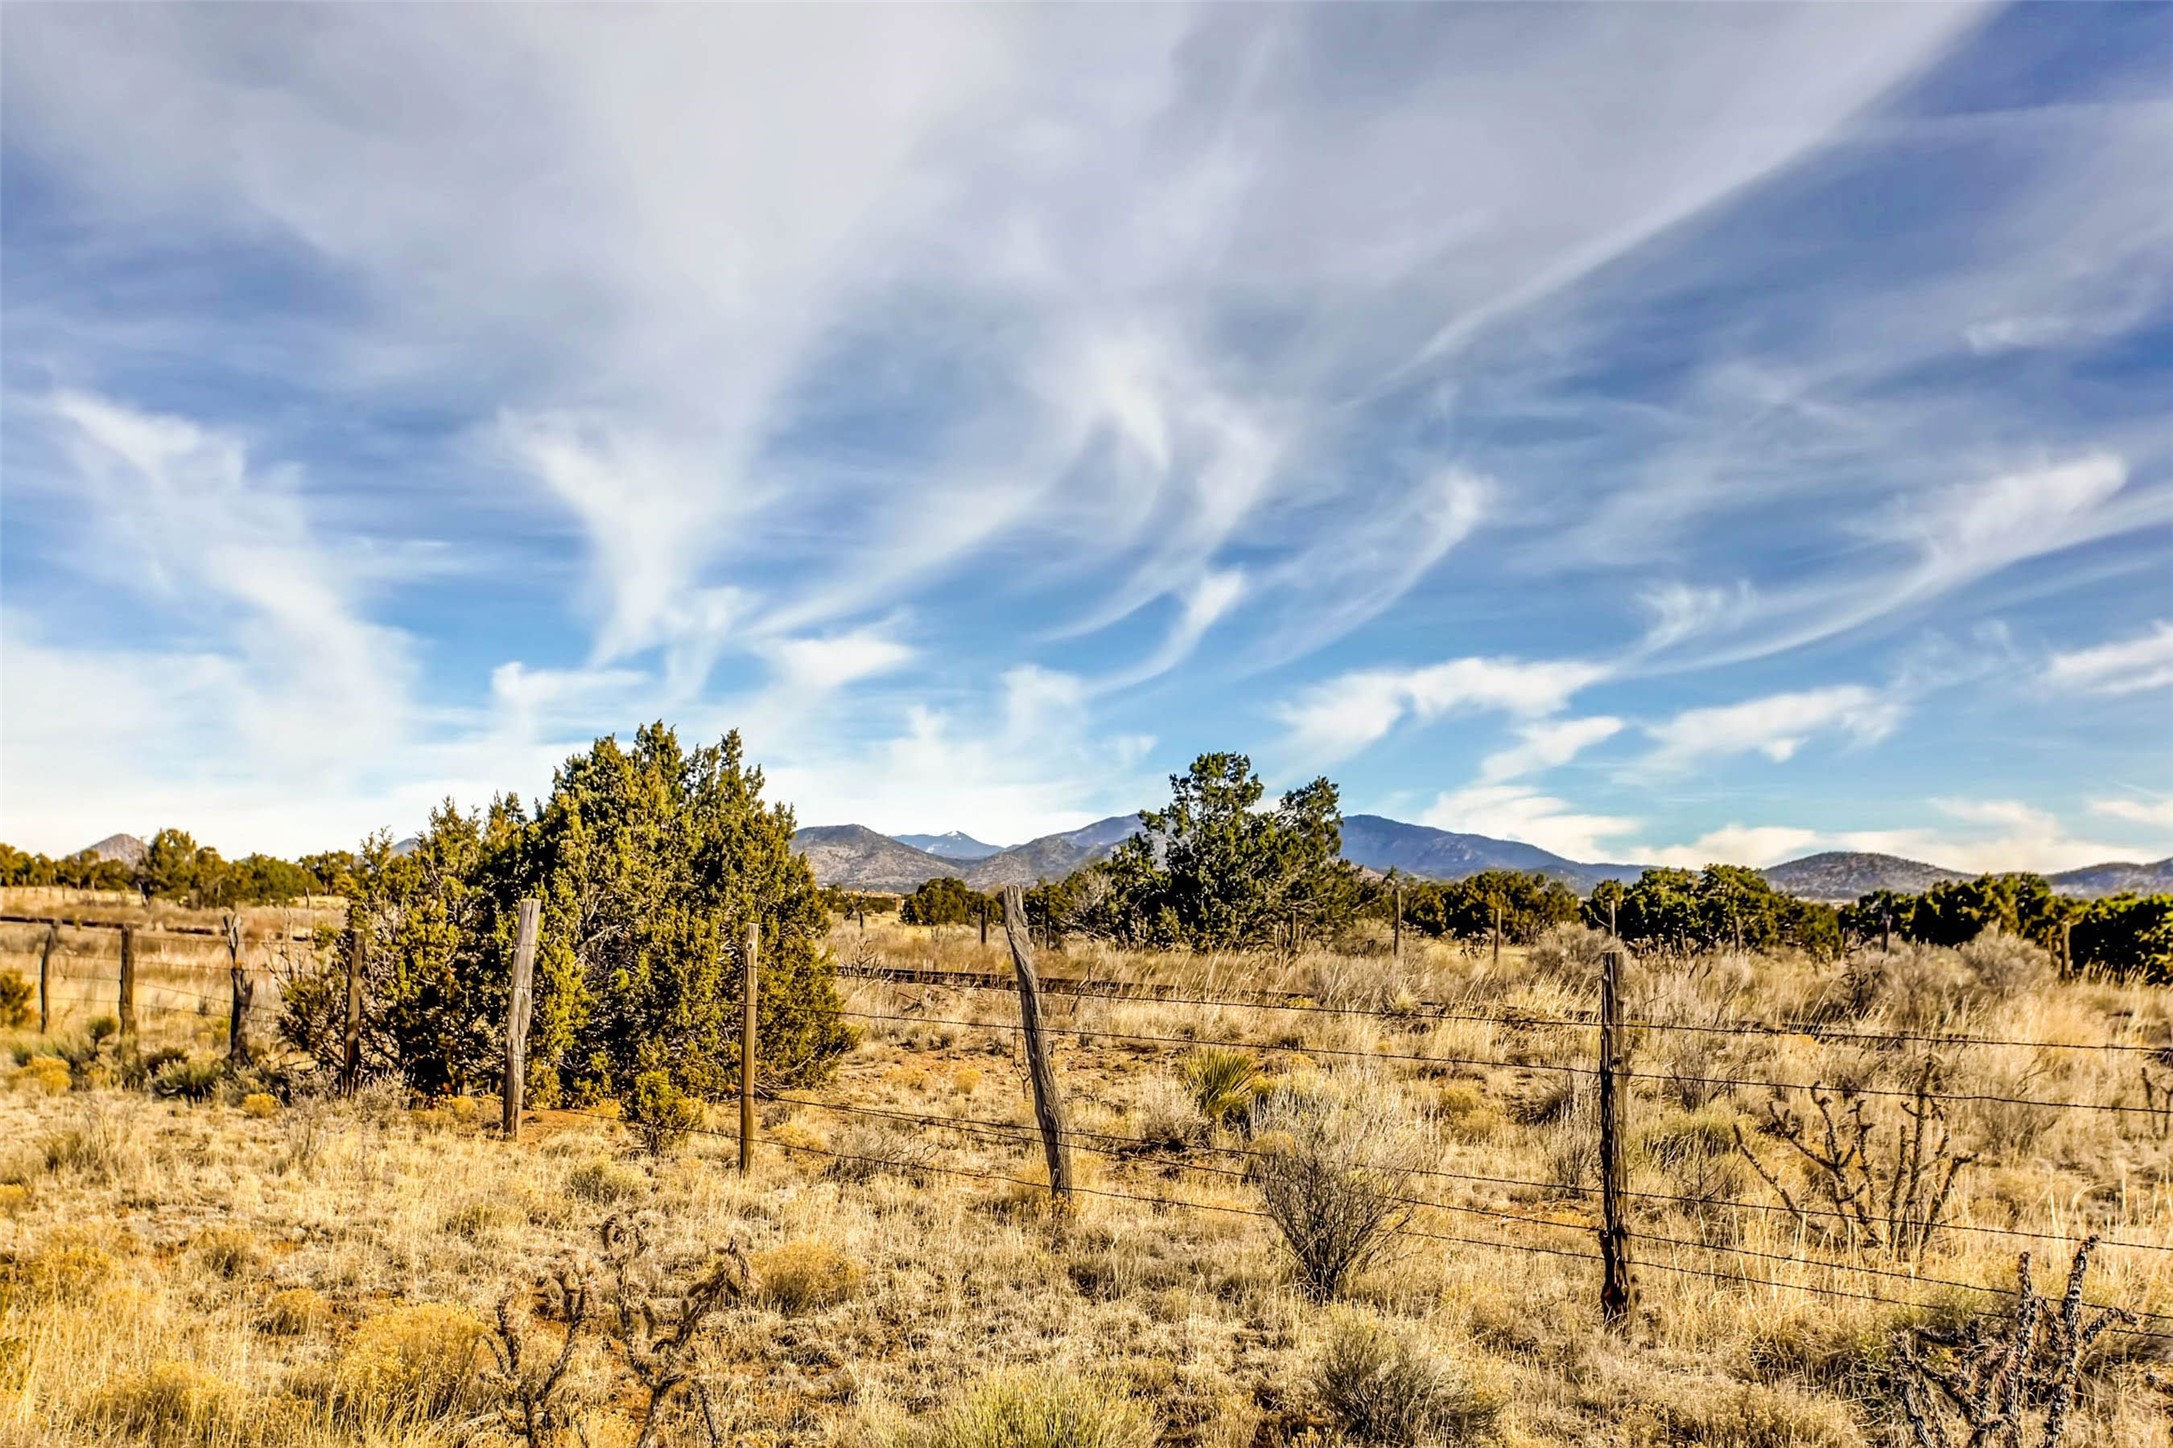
{"left": 38, "top": 922, "right": 57, "bottom": 1035}
{"left": 118, "top": 925, "right": 137, "bottom": 1038}
{"left": 740, "top": 920, "right": 759, "bottom": 1176}
{"left": 341, "top": 915, "right": 365, "bottom": 1096}
{"left": 1002, "top": 884, "right": 1073, "bottom": 1211}
{"left": 1597, "top": 945, "right": 1635, "bottom": 1327}
{"left": 225, "top": 913, "right": 254, "bottom": 1067}
{"left": 502, "top": 899, "right": 541, "bottom": 1138}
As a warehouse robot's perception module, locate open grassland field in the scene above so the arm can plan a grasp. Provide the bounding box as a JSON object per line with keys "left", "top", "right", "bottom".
{"left": 3, "top": 905, "right": 2172, "bottom": 1447}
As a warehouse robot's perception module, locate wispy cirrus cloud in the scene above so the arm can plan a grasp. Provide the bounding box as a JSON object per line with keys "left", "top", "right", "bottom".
{"left": 4, "top": 5, "right": 2168, "bottom": 861}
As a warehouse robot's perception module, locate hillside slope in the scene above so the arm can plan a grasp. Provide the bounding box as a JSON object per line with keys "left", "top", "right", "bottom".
{"left": 790, "top": 825, "right": 959, "bottom": 893}
{"left": 964, "top": 816, "right": 1141, "bottom": 888}
{"left": 1760, "top": 852, "right": 1967, "bottom": 901}
{"left": 2049, "top": 858, "right": 2173, "bottom": 897}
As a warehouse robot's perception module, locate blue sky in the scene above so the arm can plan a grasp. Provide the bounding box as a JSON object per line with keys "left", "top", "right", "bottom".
{"left": 2, "top": 4, "right": 2169, "bottom": 870}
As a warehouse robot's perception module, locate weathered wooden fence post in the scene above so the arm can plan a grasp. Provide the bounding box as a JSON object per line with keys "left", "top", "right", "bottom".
{"left": 740, "top": 921, "right": 759, "bottom": 1176}
{"left": 979, "top": 897, "right": 989, "bottom": 948}
{"left": 38, "top": 922, "right": 56, "bottom": 1035}
{"left": 2059, "top": 919, "right": 2075, "bottom": 982}
{"left": 502, "top": 898, "right": 541, "bottom": 1138}
{"left": 1002, "top": 883, "right": 1073, "bottom": 1212}
{"left": 225, "top": 913, "right": 254, "bottom": 1067}
{"left": 1597, "top": 945, "right": 1635, "bottom": 1327}
{"left": 118, "top": 925, "right": 137, "bottom": 1037}
{"left": 1491, "top": 899, "right": 1503, "bottom": 969}
{"left": 1392, "top": 881, "right": 1403, "bottom": 961}
{"left": 340, "top": 915, "right": 365, "bottom": 1096}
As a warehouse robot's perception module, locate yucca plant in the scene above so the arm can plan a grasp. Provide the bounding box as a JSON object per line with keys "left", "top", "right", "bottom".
{"left": 1181, "top": 1047, "right": 1261, "bottom": 1127}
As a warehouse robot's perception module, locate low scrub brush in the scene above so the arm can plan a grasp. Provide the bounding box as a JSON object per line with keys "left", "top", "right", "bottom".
{"left": 917, "top": 1369, "right": 1156, "bottom": 1448}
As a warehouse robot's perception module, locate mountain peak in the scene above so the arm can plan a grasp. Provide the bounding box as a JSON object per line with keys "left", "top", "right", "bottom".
{"left": 79, "top": 832, "right": 147, "bottom": 866}
{"left": 892, "top": 830, "right": 1005, "bottom": 862}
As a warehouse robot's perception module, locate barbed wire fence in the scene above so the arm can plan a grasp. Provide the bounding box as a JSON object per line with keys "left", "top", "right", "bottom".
{"left": 7, "top": 909, "right": 2173, "bottom": 1345}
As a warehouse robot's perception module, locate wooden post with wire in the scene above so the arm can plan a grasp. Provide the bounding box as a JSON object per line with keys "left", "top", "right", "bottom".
{"left": 225, "top": 913, "right": 254, "bottom": 1067}
{"left": 1002, "top": 883, "right": 1073, "bottom": 1212}
{"left": 340, "top": 915, "right": 365, "bottom": 1096}
{"left": 1491, "top": 898, "right": 1503, "bottom": 968}
{"left": 979, "top": 897, "right": 989, "bottom": 948}
{"left": 502, "top": 899, "right": 541, "bottom": 1138}
{"left": 1597, "top": 945, "right": 1635, "bottom": 1327}
{"left": 38, "top": 921, "right": 57, "bottom": 1035}
{"left": 740, "top": 921, "right": 759, "bottom": 1176}
{"left": 2059, "top": 918, "right": 2075, "bottom": 982}
{"left": 118, "top": 925, "right": 137, "bottom": 1038}
{"left": 1392, "top": 881, "right": 1403, "bottom": 962}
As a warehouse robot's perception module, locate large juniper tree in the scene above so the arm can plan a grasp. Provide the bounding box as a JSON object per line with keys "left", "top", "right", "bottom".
{"left": 1087, "top": 752, "right": 1355, "bottom": 951}
{"left": 281, "top": 724, "right": 851, "bottom": 1101}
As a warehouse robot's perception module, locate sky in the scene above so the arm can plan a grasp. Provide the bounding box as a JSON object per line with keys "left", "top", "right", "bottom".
{"left": 1, "top": 3, "right": 2169, "bottom": 873}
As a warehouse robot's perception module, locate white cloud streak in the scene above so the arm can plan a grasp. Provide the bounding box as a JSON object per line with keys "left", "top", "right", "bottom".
{"left": 1643, "top": 684, "right": 1903, "bottom": 769}
{"left": 1478, "top": 716, "right": 1625, "bottom": 783}
{"left": 1420, "top": 784, "right": 1639, "bottom": 863}
{"left": 2091, "top": 797, "right": 2173, "bottom": 830}
{"left": 1279, "top": 656, "right": 1607, "bottom": 763}
{"left": 2045, "top": 621, "right": 2173, "bottom": 695}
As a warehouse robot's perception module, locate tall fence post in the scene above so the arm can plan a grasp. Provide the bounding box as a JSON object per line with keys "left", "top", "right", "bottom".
{"left": 225, "top": 913, "right": 254, "bottom": 1067}
{"left": 341, "top": 915, "right": 365, "bottom": 1096}
{"left": 1491, "top": 899, "right": 1503, "bottom": 969}
{"left": 979, "top": 897, "right": 989, "bottom": 948}
{"left": 2059, "top": 919, "right": 2075, "bottom": 982}
{"left": 118, "top": 925, "right": 137, "bottom": 1038}
{"left": 1598, "top": 945, "right": 1635, "bottom": 1327}
{"left": 502, "top": 899, "right": 541, "bottom": 1138}
{"left": 38, "top": 922, "right": 56, "bottom": 1035}
{"left": 1392, "top": 881, "right": 1403, "bottom": 962}
{"left": 740, "top": 921, "right": 759, "bottom": 1176}
{"left": 1002, "top": 884, "right": 1073, "bottom": 1212}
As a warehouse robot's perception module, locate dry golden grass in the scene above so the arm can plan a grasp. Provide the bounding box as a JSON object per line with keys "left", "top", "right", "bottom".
{"left": 0, "top": 908, "right": 2167, "bottom": 1445}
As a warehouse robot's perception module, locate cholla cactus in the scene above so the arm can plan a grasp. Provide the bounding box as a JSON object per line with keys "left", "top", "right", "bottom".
{"left": 1897, "top": 1237, "right": 2135, "bottom": 1448}
{"left": 599, "top": 1213, "right": 755, "bottom": 1448}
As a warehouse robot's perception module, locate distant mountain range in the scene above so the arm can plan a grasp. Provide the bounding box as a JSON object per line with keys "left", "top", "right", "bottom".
{"left": 1339, "top": 815, "right": 1643, "bottom": 892}
{"left": 788, "top": 816, "right": 2173, "bottom": 901}
{"left": 63, "top": 820, "right": 2166, "bottom": 904}
{"left": 795, "top": 816, "right": 1142, "bottom": 893}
